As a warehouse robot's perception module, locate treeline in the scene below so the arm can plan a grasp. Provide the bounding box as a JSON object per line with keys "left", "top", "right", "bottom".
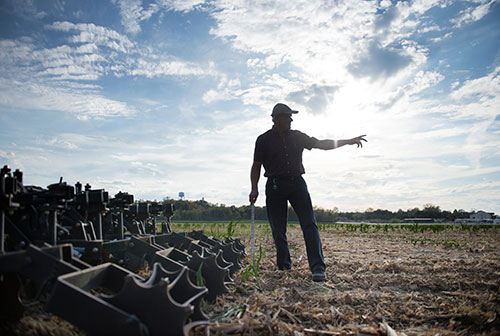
{"left": 164, "top": 199, "right": 473, "bottom": 223}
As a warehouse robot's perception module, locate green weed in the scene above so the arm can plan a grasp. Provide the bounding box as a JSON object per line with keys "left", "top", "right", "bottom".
{"left": 224, "top": 217, "right": 240, "bottom": 240}
{"left": 210, "top": 222, "right": 221, "bottom": 239}
{"left": 212, "top": 305, "right": 246, "bottom": 321}
{"left": 442, "top": 239, "right": 459, "bottom": 248}
{"left": 196, "top": 263, "right": 204, "bottom": 287}
{"left": 241, "top": 245, "right": 264, "bottom": 289}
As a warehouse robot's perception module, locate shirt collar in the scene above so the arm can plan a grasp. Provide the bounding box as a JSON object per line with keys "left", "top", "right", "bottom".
{"left": 271, "top": 126, "right": 291, "bottom": 136}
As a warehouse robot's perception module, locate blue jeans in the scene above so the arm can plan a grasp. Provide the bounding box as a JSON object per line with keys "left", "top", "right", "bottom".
{"left": 265, "top": 176, "right": 326, "bottom": 273}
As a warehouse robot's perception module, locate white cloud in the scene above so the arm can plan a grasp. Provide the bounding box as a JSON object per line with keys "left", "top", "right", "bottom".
{"left": 156, "top": 0, "right": 205, "bottom": 12}
{"left": 406, "top": 70, "right": 444, "bottom": 95}
{"left": 429, "top": 32, "right": 453, "bottom": 43}
{"left": 0, "top": 79, "right": 135, "bottom": 119}
{"left": 286, "top": 84, "right": 339, "bottom": 115}
{"left": 418, "top": 24, "right": 441, "bottom": 34}
{"left": 7, "top": 0, "right": 48, "bottom": 20}
{"left": 111, "top": 0, "right": 206, "bottom": 35}
{"left": 451, "top": 0, "right": 495, "bottom": 27}
{"left": 130, "top": 58, "right": 212, "bottom": 77}
{"left": 36, "top": 136, "right": 79, "bottom": 150}
{"left": 47, "top": 21, "right": 135, "bottom": 53}
{"left": 0, "top": 18, "right": 219, "bottom": 119}
{"left": 1, "top": 0, "right": 499, "bottom": 215}
{"left": 200, "top": 1, "right": 499, "bottom": 215}
{"left": 75, "top": 43, "right": 99, "bottom": 54}
{"left": 451, "top": 66, "right": 500, "bottom": 101}
{"left": 205, "top": 0, "right": 441, "bottom": 118}
{"left": 112, "top": 0, "right": 209, "bottom": 35}
{"left": 348, "top": 40, "right": 414, "bottom": 79}
{"left": 112, "top": 0, "right": 160, "bottom": 34}
{"left": 411, "top": 0, "right": 452, "bottom": 14}
{"left": 202, "top": 89, "right": 233, "bottom": 104}
{"left": 44, "top": 20, "right": 219, "bottom": 80}
{"left": 246, "top": 55, "right": 285, "bottom": 71}
{"left": 202, "top": 75, "right": 243, "bottom": 103}
{"left": 209, "top": 1, "right": 378, "bottom": 82}
{"left": 415, "top": 126, "right": 469, "bottom": 139}
{"left": 301, "top": 63, "right": 499, "bottom": 211}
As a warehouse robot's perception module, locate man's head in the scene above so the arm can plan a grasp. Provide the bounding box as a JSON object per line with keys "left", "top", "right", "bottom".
{"left": 271, "top": 103, "right": 298, "bottom": 118}
{"left": 272, "top": 103, "right": 297, "bottom": 133}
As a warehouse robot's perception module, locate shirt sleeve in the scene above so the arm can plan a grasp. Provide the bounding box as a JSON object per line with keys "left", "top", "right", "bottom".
{"left": 253, "top": 136, "right": 265, "bottom": 162}
{"left": 301, "top": 132, "right": 319, "bottom": 150}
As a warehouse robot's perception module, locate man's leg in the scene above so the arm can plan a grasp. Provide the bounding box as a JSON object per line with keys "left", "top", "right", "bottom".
{"left": 265, "top": 178, "right": 292, "bottom": 270}
{"left": 289, "top": 177, "right": 325, "bottom": 274}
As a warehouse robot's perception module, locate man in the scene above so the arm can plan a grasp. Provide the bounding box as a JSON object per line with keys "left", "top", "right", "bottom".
{"left": 249, "top": 103, "right": 367, "bottom": 282}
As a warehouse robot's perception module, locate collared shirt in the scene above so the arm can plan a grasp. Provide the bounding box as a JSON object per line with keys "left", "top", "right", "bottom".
{"left": 253, "top": 127, "right": 318, "bottom": 177}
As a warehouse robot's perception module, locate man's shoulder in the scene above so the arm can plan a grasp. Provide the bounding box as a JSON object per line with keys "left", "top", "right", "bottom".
{"left": 257, "top": 129, "right": 311, "bottom": 140}
{"left": 256, "top": 128, "right": 274, "bottom": 140}
{"left": 290, "top": 129, "right": 311, "bottom": 138}
{"left": 290, "top": 129, "right": 318, "bottom": 148}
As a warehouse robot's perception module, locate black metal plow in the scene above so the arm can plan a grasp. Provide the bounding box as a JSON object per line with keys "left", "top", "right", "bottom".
{"left": 46, "top": 262, "right": 208, "bottom": 336}
{"left": 0, "top": 243, "right": 88, "bottom": 321}
{"left": 102, "top": 234, "right": 235, "bottom": 302}
{"left": 0, "top": 238, "right": 229, "bottom": 335}
{"left": 1, "top": 165, "right": 247, "bottom": 335}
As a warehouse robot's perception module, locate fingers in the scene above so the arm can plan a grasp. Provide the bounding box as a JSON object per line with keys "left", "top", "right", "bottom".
{"left": 355, "top": 135, "right": 367, "bottom": 148}
{"left": 249, "top": 193, "right": 258, "bottom": 204}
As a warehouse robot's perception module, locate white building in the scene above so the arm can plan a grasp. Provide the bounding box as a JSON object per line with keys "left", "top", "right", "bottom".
{"left": 455, "top": 210, "right": 497, "bottom": 224}
{"left": 470, "top": 211, "right": 494, "bottom": 221}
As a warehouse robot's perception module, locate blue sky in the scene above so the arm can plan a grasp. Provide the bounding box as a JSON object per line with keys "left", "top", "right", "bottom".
{"left": 1, "top": 0, "right": 499, "bottom": 214}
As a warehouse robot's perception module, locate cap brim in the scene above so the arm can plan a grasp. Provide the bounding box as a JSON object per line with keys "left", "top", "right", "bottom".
{"left": 271, "top": 110, "right": 298, "bottom": 115}
{"left": 272, "top": 112, "right": 297, "bottom": 116}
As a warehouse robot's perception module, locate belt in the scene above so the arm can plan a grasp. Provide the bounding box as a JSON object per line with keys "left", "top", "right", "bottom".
{"left": 269, "top": 176, "right": 301, "bottom": 180}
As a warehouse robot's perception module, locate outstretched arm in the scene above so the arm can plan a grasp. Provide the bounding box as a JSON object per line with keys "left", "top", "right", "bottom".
{"left": 313, "top": 134, "right": 367, "bottom": 150}
{"left": 249, "top": 161, "right": 262, "bottom": 204}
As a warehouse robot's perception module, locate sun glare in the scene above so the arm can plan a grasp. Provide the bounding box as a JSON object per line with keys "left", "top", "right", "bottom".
{"left": 299, "top": 80, "right": 376, "bottom": 140}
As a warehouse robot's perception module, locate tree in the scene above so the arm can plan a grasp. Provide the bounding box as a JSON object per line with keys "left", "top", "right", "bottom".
{"left": 420, "top": 204, "right": 441, "bottom": 218}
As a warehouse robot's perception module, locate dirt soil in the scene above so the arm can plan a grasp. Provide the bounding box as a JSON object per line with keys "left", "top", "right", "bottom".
{"left": 196, "top": 226, "right": 500, "bottom": 335}
{"left": 2, "top": 226, "right": 499, "bottom": 336}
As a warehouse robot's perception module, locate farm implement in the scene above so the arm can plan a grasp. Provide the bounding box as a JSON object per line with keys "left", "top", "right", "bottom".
{"left": 0, "top": 165, "right": 246, "bottom": 335}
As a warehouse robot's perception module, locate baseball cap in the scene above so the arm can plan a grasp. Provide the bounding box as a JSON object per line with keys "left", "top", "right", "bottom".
{"left": 271, "top": 103, "right": 298, "bottom": 117}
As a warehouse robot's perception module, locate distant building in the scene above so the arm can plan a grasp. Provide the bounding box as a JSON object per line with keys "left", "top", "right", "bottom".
{"left": 470, "top": 211, "right": 494, "bottom": 221}
{"left": 455, "top": 210, "right": 496, "bottom": 224}
{"left": 403, "top": 218, "right": 435, "bottom": 223}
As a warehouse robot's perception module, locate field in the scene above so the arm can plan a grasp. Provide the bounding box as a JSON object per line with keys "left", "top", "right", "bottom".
{"left": 187, "top": 221, "right": 500, "bottom": 336}
{"left": 2, "top": 222, "right": 499, "bottom": 336}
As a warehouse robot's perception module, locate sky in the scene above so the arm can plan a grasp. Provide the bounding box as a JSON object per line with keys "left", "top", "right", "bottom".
{"left": 1, "top": 0, "right": 499, "bottom": 215}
